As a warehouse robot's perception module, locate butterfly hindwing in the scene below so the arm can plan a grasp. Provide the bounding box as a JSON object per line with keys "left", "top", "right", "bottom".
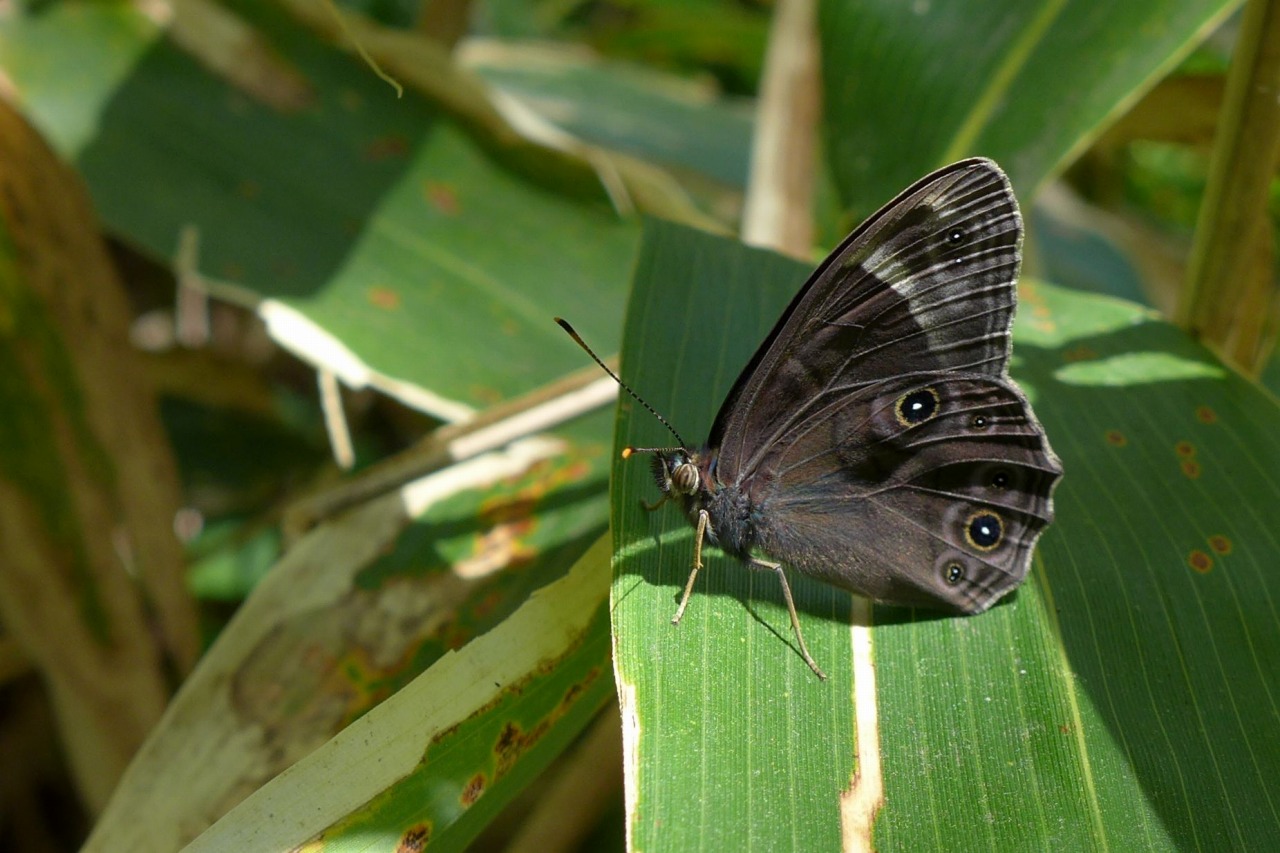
{"left": 747, "top": 372, "right": 1060, "bottom": 611}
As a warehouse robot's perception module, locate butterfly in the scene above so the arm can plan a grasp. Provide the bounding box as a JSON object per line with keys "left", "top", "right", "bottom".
{"left": 560, "top": 158, "right": 1062, "bottom": 679}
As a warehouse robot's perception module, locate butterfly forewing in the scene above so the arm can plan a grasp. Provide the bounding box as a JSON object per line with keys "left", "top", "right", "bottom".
{"left": 712, "top": 159, "right": 1022, "bottom": 483}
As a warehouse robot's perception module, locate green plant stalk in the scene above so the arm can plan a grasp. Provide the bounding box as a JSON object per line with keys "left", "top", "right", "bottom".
{"left": 1179, "top": 0, "right": 1280, "bottom": 373}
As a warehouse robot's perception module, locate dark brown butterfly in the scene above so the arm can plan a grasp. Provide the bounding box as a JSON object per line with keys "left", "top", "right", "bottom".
{"left": 562, "top": 158, "right": 1062, "bottom": 679}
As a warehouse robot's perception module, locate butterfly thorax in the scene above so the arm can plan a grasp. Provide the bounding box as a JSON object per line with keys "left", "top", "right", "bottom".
{"left": 650, "top": 448, "right": 757, "bottom": 559}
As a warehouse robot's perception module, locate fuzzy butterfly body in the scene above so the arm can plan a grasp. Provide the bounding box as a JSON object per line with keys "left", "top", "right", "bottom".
{"left": 634, "top": 159, "right": 1062, "bottom": 676}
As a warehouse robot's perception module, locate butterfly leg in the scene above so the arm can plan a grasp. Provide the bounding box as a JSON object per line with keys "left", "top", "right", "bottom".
{"left": 750, "top": 558, "right": 827, "bottom": 681}
{"left": 641, "top": 494, "right": 671, "bottom": 512}
{"left": 671, "top": 508, "right": 709, "bottom": 625}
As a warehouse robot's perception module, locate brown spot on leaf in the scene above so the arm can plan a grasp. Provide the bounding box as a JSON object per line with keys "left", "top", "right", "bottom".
{"left": 1105, "top": 430, "right": 1127, "bottom": 447}
{"left": 495, "top": 721, "right": 524, "bottom": 778}
{"left": 1208, "top": 535, "right": 1232, "bottom": 555}
{"left": 397, "top": 823, "right": 431, "bottom": 852}
{"left": 1181, "top": 460, "right": 1201, "bottom": 480}
{"left": 496, "top": 721, "right": 521, "bottom": 754}
{"left": 1175, "top": 441, "right": 1196, "bottom": 458}
{"left": 425, "top": 181, "right": 460, "bottom": 215}
{"left": 1188, "top": 550, "right": 1213, "bottom": 573}
{"left": 461, "top": 772, "right": 486, "bottom": 806}
{"left": 1062, "top": 345, "right": 1098, "bottom": 363}
{"left": 366, "top": 134, "right": 409, "bottom": 161}
{"left": 469, "top": 384, "right": 503, "bottom": 406}
{"left": 339, "top": 89, "right": 363, "bottom": 111}
{"left": 368, "top": 286, "right": 401, "bottom": 310}
{"left": 1195, "top": 406, "right": 1218, "bottom": 424}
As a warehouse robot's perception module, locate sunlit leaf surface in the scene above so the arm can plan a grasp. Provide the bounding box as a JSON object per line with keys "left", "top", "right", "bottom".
{"left": 612, "top": 220, "right": 1280, "bottom": 851}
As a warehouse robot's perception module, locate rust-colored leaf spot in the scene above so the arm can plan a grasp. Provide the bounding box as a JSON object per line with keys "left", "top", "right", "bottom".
{"left": 470, "top": 588, "right": 505, "bottom": 619}
{"left": 481, "top": 497, "right": 538, "bottom": 525}
{"left": 425, "top": 181, "right": 460, "bottom": 215}
{"left": 562, "top": 459, "right": 592, "bottom": 479}
{"left": 365, "top": 134, "right": 409, "bottom": 161}
{"left": 1181, "top": 459, "right": 1201, "bottom": 480}
{"left": 339, "top": 88, "right": 363, "bottom": 111}
{"left": 341, "top": 217, "right": 361, "bottom": 238}
{"left": 496, "top": 721, "right": 521, "bottom": 754}
{"left": 368, "top": 286, "right": 401, "bottom": 310}
{"left": 1174, "top": 441, "right": 1196, "bottom": 458}
{"left": 1105, "top": 430, "right": 1127, "bottom": 447}
{"left": 1208, "top": 535, "right": 1233, "bottom": 555}
{"left": 1062, "top": 345, "right": 1098, "bottom": 363}
{"left": 397, "top": 823, "right": 431, "bottom": 852}
{"left": 460, "top": 772, "right": 486, "bottom": 806}
{"left": 495, "top": 721, "right": 525, "bottom": 777}
{"left": 271, "top": 259, "right": 299, "bottom": 281}
{"left": 1188, "top": 550, "right": 1213, "bottom": 573}
{"left": 440, "top": 623, "right": 472, "bottom": 651}
{"left": 1195, "top": 406, "right": 1218, "bottom": 424}
{"left": 470, "top": 385, "right": 503, "bottom": 406}
{"left": 1059, "top": 724, "right": 1072, "bottom": 735}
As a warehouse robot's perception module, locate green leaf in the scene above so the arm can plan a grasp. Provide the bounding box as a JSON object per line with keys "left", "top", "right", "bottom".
{"left": 186, "top": 534, "right": 614, "bottom": 853}
{"left": 0, "top": 2, "right": 640, "bottom": 415}
{"left": 611, "top": 222, "right": 857, "bottom": 850}
{"left": 85, "top": 416, "right": 612, "bottom": 851}
{"left": 819, "top": 0, "right": 1242, "bottom": 213}
{"left": 470, "top": 44, "right": 756, "bottom": 188}
{"left": 612, "top": 219, "right": 1280, "bottom": 850}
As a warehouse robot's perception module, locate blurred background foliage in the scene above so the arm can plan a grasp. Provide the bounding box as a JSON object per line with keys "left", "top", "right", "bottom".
{"left": 0, "top": 0, "right": 1276, "bottom": 851}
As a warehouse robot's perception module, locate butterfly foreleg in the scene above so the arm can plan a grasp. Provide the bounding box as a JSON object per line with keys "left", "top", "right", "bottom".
{"left": 641, "top": 494, "right": 671, "bottom": 512}
{"left": 749, "top": 557, "right": 827, "bottom": 681}
{"left": 671, "top": 508, "right": 709, "bottom": 625}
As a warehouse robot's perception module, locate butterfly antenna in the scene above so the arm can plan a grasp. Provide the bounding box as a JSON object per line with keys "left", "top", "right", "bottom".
{"left": 555, "top": 318, "right": 688, "bottom": 448}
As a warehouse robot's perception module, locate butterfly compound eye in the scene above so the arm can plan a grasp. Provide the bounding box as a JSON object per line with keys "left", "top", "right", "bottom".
{"left": 671, "top": 462, "right": 700, "bottom": 495}
{"left": 964, "top": 511, "right": 1004, "bottom": 551}
{"left": 895, "top": 387, "right": 940, "bottom": 426}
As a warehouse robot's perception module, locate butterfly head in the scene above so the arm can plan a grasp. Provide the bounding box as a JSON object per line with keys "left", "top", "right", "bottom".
{"left": 622, "top": 445, "right": 705, "bottom": 499}
{"left": 656, "top": 450, "right": 701, "bottom": 497}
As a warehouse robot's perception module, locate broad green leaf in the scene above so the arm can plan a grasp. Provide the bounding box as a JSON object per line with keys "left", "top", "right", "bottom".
{"left": 612, "top": 219, "right": 1280, "bottom": 850}
{"left": 469, "top": 43, "right": 756, "bottom": 188}
{"left": 611, "top": 223, "right": 857, "bottom": 850}
{"left": 86, "top": 415, "right": 612, "bottom": 851}
{"left": 186, "top": 534, "right": 613, "bottom": 853}
{"left": 819, "top": 0, "right": 1242, "bottom": 215}
{"left": 0, "top": 2, "right": 639, "bottom": 416}
{"left": 575, "top": 0, "right": 771, "bottom": 93}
